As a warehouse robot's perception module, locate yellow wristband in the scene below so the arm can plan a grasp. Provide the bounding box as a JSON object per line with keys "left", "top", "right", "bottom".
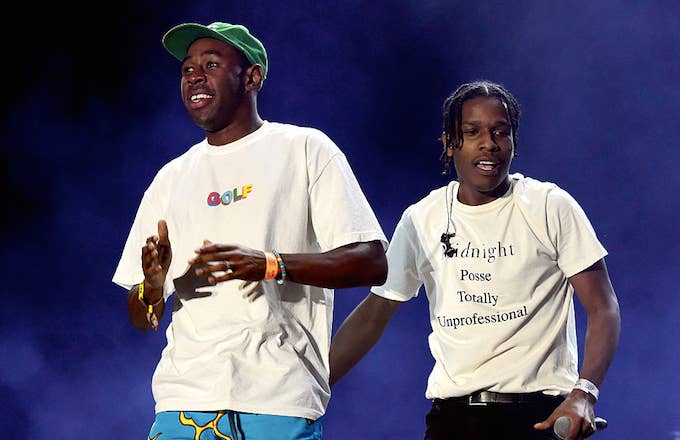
{"left": 138, "top": 282, "right": 152, "bottom": 314}
{"left": 138, "top": 281, "right": 162, "bottom": 331}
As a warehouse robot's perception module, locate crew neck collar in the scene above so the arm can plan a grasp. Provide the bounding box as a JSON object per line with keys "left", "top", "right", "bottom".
{"left": 203, "top": 121, "right": 270, "bottom": 155}
{"left": 450, "top": 179, "right": 515, "bottom": 213}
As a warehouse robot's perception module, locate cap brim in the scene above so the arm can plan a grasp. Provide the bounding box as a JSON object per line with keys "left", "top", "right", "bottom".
{"left": 162, "top": 23, "right": 228, "bottom": 61}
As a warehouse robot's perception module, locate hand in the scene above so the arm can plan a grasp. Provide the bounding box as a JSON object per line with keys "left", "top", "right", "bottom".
{"left": 534, "top": 392, "right": 596, "bottom": 440}
{"left": 142, "top": 220, "right": 173, "bottom": 289}
{"left": 189, "top": 241, "right": 267, "bottom": 285}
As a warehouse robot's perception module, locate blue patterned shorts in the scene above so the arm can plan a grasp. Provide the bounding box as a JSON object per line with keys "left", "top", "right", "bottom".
{"left": 148, "top": 410, "right": 323, "bottom": 440}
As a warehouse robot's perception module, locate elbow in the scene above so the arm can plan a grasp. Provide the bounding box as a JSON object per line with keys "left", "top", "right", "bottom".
{"left": 603, "top": 295, "right": 622, "bottom": 325}
{"left": 590, "top": 300, "right": 622, "bottom": 335}
{"left": 341, "top": 240, "right": 388, "bottom": 287}
{"left": 374, "top": 254, "right": 388, "bottom": 285}
{"left": 367, "top": 246, "right": 388, "bottom": 286}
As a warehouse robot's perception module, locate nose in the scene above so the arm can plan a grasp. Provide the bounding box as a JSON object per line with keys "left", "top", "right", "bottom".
{"left": 479, "top": 130, "right": 499, "bottom": 151}
{"left": 187, "top": 68, "right": 206, "bottom": 85}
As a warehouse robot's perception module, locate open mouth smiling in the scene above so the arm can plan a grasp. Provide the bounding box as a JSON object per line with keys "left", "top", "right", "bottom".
{"left": 190, "top": 93, "right": 213, "bottom": 103}
{"left": 475, "top": 160, "right": 499, "bottom": 171}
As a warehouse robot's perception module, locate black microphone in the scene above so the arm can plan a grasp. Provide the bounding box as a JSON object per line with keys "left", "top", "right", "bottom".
{"left": 441, "top": 232, "right": 455, "bottom": 257}
{"left": 554, "top": 416, "right": 608, "bottom": 439}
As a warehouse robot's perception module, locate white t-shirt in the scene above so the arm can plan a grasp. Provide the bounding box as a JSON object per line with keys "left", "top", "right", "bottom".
{"left": 112, "top": 121, "right": 387, "bottom": 419}
{"left": 371, "top": 173, "right": 606, "bottom": 399}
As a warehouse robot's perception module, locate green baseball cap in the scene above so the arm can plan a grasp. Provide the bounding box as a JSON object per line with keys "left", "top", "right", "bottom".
{"left": 162, "top": 22, "right": 268, "bottom": 81}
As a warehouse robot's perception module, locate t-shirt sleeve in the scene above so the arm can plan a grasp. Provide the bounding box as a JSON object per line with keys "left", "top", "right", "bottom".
{"left": 306, "top": 131, "right": 387, "bottom": 251}
{"left": 371, "top": 208, "right": 422, "bottom": 302}
{"left": 548, "top": 187, "right": 608, "bottom": 278}
{"left": 111, "top": 179, "right": 175, "bottom": 296}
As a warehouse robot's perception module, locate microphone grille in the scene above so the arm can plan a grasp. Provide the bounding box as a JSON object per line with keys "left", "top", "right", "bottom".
{"left": 553, "top": 416, "right": 571, "bottom": 439}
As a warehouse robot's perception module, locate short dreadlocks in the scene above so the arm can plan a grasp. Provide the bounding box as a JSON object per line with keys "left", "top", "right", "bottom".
{"left": 440, "top": 80, "right": 521, "bottom": 175}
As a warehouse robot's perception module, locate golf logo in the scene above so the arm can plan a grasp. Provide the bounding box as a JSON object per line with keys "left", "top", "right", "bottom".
{"left": 207, "top": 183, "right": 253, "bottom": 206}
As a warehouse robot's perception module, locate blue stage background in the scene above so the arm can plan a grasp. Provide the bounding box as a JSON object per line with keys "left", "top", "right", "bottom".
{"left": 2, "top": 1, "right": 679, "bottom": 438}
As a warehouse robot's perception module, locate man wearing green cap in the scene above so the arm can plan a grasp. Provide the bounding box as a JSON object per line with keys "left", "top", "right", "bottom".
{"left": 112, "top": 21, "right": 388, "bottom": 439}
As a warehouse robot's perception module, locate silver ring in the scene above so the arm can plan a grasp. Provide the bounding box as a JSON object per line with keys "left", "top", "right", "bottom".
{"left": 224, "top": 260, "right": 231, "bottom": 270}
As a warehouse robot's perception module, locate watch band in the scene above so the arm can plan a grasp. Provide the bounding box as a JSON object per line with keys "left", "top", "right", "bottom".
{"left": 573, "top": 378, "right": 599, "bottom": 401}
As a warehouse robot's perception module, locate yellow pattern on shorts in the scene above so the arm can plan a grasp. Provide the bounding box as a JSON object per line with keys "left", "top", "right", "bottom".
{"left": 176, "top": 411, "right": 233, "bottom": 440}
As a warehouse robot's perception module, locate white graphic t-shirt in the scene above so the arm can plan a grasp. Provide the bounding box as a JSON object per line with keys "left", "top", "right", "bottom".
{"left": 371, "top": 173, "right": 606, "bottom": 399}
{"left": 112, "top": 121, "right": 387, "bottom": 419}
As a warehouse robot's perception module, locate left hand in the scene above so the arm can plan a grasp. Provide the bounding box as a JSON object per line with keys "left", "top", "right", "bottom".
{"left": 189, "top": 240, "right": 267, "bottom": 285}
{"left": 534, "top": 391, "right": 597, "bottom": 439}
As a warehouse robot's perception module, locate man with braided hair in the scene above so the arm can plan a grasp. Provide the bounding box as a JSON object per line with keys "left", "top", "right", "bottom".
{"left": 330, "top": 80, "right": 620, "bottom": 440}
{"left": 112, "top": 21, "right": 387, "bottom": 439}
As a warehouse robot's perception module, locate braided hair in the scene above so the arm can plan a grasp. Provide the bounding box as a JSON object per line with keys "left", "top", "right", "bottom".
{"left": 440, "top": 80, "right": 521, "bottom": 175}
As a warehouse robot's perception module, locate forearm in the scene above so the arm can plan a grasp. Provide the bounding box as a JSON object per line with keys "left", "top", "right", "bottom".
{"left": 578, "top": 303, "right": 621, "bottom": 387}
{"left": 281, "top": 240, "right": 387, "bottom": 289}
{"left": 329, "top": 293, "right": 401, "bottom": 386}
{"left": 126, "top": 282, "right": 166, "bottom": 332}
{"left": 569, "top": 259, "right": 621, "bottom": 388}
{"left": 535, "top": 300, "right": 620, "bottom": 435}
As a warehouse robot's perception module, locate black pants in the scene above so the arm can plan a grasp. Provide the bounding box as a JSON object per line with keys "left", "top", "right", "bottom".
{"left": 424, "top": 393, "right": 563, "bottom": 440}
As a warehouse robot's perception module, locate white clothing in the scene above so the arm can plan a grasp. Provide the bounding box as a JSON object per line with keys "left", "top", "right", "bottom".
{"left": 371, "top": 173, "right": 606, "bottom": 399}
{"left": 112, "top": 121, "right": 387, "bottom": 419}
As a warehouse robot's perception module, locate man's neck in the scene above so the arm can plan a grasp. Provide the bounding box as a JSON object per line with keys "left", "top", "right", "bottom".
{"left": 206, "top": 114, "right": 264, "bottom": 146}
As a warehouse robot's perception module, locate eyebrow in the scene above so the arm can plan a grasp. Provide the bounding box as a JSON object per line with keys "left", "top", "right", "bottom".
{"left": 182, "top": 49, "right": 223, "bottom": 63}
{"left": 461, "top": 120, "right": 510, "bottom": 126}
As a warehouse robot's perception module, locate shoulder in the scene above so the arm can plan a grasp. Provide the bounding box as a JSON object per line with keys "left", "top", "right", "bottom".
{"left": 512, "top": 172, "right": 584, "bottom": 213}
{"left": 273, "top": 123, "right": 349, "bottom": 173}
{"left": 512, "top": 172, "right": 558, "bottom": 193}
{"left": 265, "top": 122, "right": 336, "bottom": 144}
{"left": 513, "top": 172, "right": 565, "bottom": 201}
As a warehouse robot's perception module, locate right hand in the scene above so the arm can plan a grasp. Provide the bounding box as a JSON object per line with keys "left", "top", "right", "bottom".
{"left": 534, "top": 391, "right": 596, "bottom": 439}
{"left": 142, "top": 219, "right": 172, "bottom": 289}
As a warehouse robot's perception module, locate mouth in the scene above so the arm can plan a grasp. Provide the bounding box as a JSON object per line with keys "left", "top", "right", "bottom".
{"left": 190, "top": 93, "right": 213, "bottom": 103}
{"left": 188, "top": 93, "right": 214, "bottom": 109}
{"left": 475, "top": 159, "right": 499, "bottom": 171}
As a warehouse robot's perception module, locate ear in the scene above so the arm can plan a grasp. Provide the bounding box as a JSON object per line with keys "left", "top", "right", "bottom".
{"left": 245, "top": 64, "right": 264, "bottom": 91}
{"left": 441, "top": 132, "right": 454, "bottom": 157}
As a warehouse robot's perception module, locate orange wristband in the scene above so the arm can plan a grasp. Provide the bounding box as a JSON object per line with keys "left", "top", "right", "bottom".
{"left": 263, "top": 251, "right": 279, "bottom": 280}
